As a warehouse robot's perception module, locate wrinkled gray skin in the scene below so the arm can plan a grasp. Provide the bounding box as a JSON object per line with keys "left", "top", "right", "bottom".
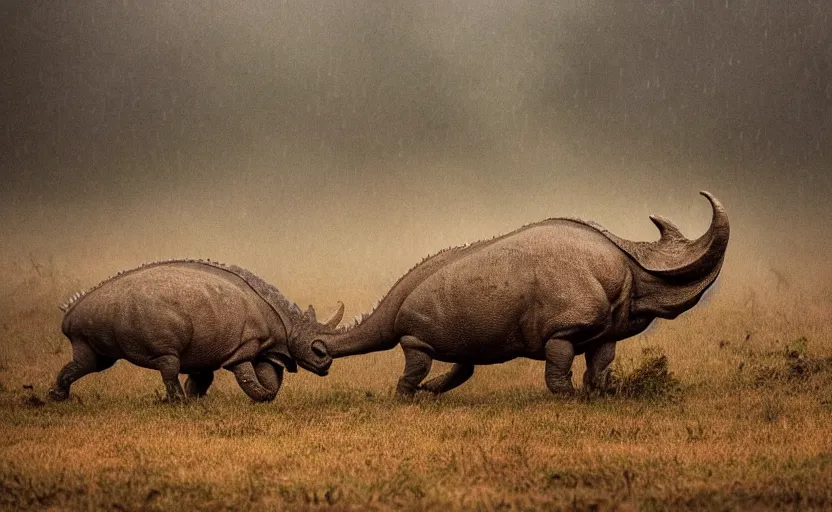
{"left": 298, "top": 192, "right": 729, "bottom": 397}
{"left": 50, "top": 260, "right": 343, "bottom": 403}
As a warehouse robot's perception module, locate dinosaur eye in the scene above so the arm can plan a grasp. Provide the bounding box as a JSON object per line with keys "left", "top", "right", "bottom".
{"left": 311, "top": 340, "right": 328, "bottom": 358}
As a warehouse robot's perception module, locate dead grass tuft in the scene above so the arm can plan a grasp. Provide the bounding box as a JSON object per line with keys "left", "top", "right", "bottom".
{"left": 203, "top": 418, "right": 267, "bottom": 438}
{"left": 609, "top": 348, "right": 682, "bottom": 401}
{"left": 22, "top": 394, "right": 46, "bottom": 408}
{"left": 751, "top": 337, "right": 832, "bottom": 388}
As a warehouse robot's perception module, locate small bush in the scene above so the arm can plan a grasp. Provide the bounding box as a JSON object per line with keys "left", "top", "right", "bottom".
{"left": 609, "top": 348, "right": 682, "bottom": 401}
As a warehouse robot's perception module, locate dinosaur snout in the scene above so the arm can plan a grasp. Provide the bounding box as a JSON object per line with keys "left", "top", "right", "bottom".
{"left": 311, "top": 340, "right": 332, "bottom": 376}
{"left": 319, "top": 357, "right": 332, "bottom": 376}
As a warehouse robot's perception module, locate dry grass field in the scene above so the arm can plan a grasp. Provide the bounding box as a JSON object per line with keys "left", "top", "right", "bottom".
{"left": 1, "top": 260, "right": 831, "bottom": 511}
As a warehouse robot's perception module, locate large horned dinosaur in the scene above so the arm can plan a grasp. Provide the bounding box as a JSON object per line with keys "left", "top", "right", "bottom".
{"left": 295, "top": 192, "right": 729, "bottom": 397}
{"left": 50, "top": 259, "right": 343, "bottom": 402}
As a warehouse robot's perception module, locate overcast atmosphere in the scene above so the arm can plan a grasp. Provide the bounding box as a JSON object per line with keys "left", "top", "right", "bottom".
{"left": 2, "top": 0, "right": 831, "bottom": 313}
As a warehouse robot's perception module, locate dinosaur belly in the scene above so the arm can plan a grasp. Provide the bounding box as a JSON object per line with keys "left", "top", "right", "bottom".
{"left": 395, "top": 254, "right": 539, "bottom": 364}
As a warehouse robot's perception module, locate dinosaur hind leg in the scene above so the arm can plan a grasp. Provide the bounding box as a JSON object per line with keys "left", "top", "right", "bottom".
{"left": 152, "top": 355, "right": 186, "bottom": 402}
{"left": 184, "top": 372, "right": 215, "bottom": 398}
{"left": 49, "top": 339, "right": 116, "bottom": 401}
{"left": 396, "top": 336, "right": 433, "bottom": 398}
{"left": 420, "top": 363, "right": 475, "bottom": 394}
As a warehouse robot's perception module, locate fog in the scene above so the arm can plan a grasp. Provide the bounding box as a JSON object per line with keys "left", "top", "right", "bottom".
{"left": 2, "top": 0, "right": 830, "bottom": 313}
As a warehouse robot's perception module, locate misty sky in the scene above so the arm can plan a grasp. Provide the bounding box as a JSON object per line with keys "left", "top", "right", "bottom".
{"left": 1, "top": 1, "right": 830, "bottom": 307}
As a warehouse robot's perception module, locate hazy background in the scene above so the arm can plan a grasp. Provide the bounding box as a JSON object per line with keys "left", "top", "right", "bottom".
{"left": 2, "top": 0, "right": 830, "bottom": 316}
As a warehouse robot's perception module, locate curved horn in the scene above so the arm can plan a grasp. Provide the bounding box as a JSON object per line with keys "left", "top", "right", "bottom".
{"left": 321, "top": 301, "right": 345, "bottom": 329}
{"left": 305, "top": 305, "right": 316, "bottom": 323}
{"left": 684, "top": 190, "right": 730, "bottom": 275}
{"left": 699, "top": 190, "right": 729, "bottom": 236}
{"left": 600, "top": 191, "right": 729, "bottom": 277}
{"left": 656, "top": 190, "right": 729, "bottom": 277}
{"left": 649, "top": 215, "right": 685, "bottom": 242}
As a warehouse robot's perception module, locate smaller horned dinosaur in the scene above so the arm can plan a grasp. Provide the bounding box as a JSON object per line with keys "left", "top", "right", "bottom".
{"left": 290, "top": 192, "right": 729, "bottom": 398}
{"left": 50, "top": 259, "right": 343, "bottom": 402}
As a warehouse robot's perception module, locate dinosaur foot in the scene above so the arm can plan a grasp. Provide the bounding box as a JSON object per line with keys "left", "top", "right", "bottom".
{"left": 394, "top": 383, "right": 419, "bottom": 400}
{"left": 417, "top": 383, "right": 442, "bottom": 395}
{"left": 546, "top": 383, "right": 576, "bottom": 397}
{"left": 48, "top": 387, "right": 69, "bottom": 402}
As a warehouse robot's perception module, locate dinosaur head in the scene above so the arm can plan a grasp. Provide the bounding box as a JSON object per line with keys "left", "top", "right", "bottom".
{"left": 287, "top": 301, "right": 344, "bottom": 376}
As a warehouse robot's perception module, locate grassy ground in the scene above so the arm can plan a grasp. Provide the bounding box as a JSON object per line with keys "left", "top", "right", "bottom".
{"left": 1, "top": 263, "right": 831, "bottom": 511}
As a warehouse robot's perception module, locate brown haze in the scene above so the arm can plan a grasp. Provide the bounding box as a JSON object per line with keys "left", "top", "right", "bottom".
{"left": 2, "top": 0, "right": 831, "bottom": 307}
{"left": 1, "top": 1, "right": 831, "bottom": 510}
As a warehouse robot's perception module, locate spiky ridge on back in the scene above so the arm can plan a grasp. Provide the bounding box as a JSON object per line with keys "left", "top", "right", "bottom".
{"left": 334, "top": 216, "right": 611, "bottom": 333}
{"left": 59, "top": 259, "right": 306, "bottom": 326}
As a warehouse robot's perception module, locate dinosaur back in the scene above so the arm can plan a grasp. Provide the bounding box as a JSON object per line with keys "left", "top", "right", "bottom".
{"left": 60, "top": 259, "right": 305, "bottom": 328}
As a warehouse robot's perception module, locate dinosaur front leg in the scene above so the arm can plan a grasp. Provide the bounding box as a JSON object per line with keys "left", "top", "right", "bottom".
{"left": 229, "top": 361, "right": 279, "bottom": 403}
{"left": 396, "top": 335, "right": 433, "bottom": 398}
{"left": 544, "top": 338, "right": 575, "bottom": 395}
{"left": 583, "top": 341, "right": 616, "bottom": 393}
{"left": 253, "top": 361, "right": 284, "bottom": 396}
{"left": 420, "top": 363, "right": 475, "bottom": 394}
{"left": 184, "top": 372, "right": 214, "bottom": 398}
